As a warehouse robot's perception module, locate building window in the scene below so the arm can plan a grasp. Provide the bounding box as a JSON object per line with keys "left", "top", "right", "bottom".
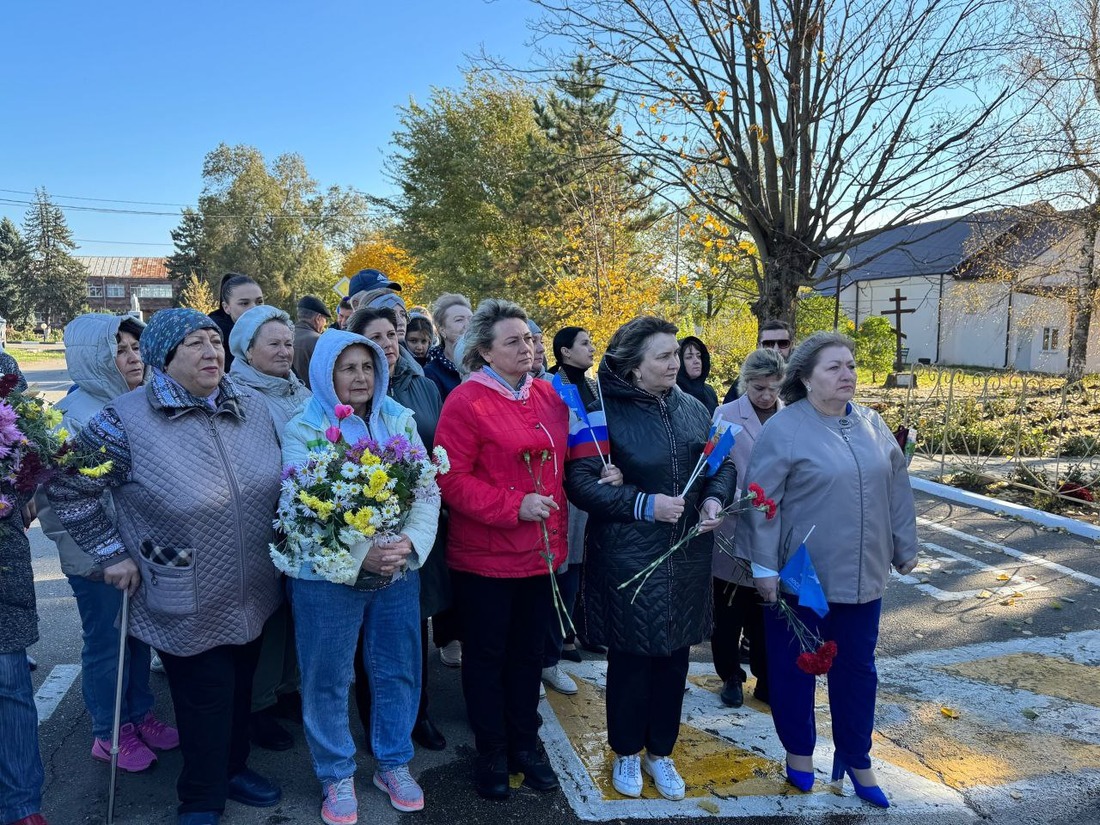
{"left": 87, "top": 284, "right": 103, "bottom": 298}
{"left": 106, "top": 284, "right": 126, "bottom": 298}
{"left": 134, "top": 285, "right": 174, "bottom": 299}
{"left": 1042, "top": 327, "right": 1060, "bottom": 351}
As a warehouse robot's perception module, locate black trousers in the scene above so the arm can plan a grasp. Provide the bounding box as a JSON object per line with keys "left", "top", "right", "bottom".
{"left": 605, "top": 646, "right": 690, "bottom": 757}
{"left": 431, "top": 603, "right": 462, "bottom": 647}
{"left": 354, "top": 617, "right": 431, "bottom": 734}
{"left": 159, "top": 637, "right": 262, "bottom": 814}
{"left": 711, "top": 578, "right": 768, "bottom": 694}
{"left": 452, "top": 570, "right": 551, "bottom": 755}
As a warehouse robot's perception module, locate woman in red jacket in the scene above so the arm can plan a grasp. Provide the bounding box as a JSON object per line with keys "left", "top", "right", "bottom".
{"left": 433, "top": 299, "right": 576, "bottom": 801}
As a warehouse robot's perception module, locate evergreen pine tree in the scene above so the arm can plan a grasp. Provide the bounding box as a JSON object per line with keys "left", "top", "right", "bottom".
{"left": 166, "top": 208, "right": 208, "bottom": 282}
{"left": 0, "top": 217, "right": 26, "bottom": 322}
{"left": 20, "top": 188, "right": 88, "bottom": 327}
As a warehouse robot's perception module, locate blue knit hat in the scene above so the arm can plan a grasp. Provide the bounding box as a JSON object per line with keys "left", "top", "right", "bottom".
{"left": 140, "top": 308, "right": 219, "bottom": 369}
{"left": 229, "top": 305, "right": 292, "bottom": 361}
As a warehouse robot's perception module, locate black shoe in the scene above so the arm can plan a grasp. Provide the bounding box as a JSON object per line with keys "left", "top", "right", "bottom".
{"left": 412, "top": 717, "right": 446, "bottom": 751}
{"left": 509, "top": 750, "right": 559, "bottom": 792}
{"left": 559, "top": 645, "right": 583, "bottom": 663}
{"left": 249, "top": 712, "right": 293, "bottom": 751}
{"left": 720, "top": 678, "right": 744, "bottom": 708}
{"left": 577, "top": 637, "right": 607, "bottom": 655}
{"left": 474, "top": 751, "right": 509, "bottom": 800}
{"left": 226, "top": 768, "right": 281, "bottom": 807}
{"left": 270, "top": 690, "right": 302, "bottom": 722}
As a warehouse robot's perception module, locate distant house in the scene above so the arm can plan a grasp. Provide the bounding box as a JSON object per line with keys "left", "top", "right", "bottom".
{"left": 76, "top": 256, "right": 177, "bottom": 318}
{"left": 817, "top": 209, "right": 1100, "bottom": 375}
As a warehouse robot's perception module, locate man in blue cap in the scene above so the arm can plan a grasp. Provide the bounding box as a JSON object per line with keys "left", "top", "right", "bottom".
{"left": 348, "top": 269, "right": 401, "bottom": 299}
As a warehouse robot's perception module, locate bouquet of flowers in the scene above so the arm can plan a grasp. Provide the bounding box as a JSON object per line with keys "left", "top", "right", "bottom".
{"left": 271, "top": 405, "right": 449, "bottom": 585}
{"left": 0, "top": 373, "right": 113, "bottom": 519}
{"left": 619, "top": 482, "right": 776, "bottom": 603}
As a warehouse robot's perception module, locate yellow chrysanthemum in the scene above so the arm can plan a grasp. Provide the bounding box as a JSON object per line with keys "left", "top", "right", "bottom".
{"left": 44, "top": 408, "right": 62, "bottom": 428}
{"left": 365, "top": 468, "right": 390, "bottom": 498}
{"left": 359, "top": 451, "right": 381, "bottom": 468}
{"left": 56, "top": 427, "right": 70, "bottom": 443}
{"left": 343, "top": 507, "right": 377, "bottom": 536}
{"left": 78, "top": 460, "right": 114, "bottom": 479}
{"left": 298, "top": 491, "right": 335, "bottom": 521}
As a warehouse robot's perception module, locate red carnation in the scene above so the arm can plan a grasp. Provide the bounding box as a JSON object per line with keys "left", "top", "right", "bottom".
{"left": 796, "top": 641, "right": 838, "bottom": 675}
{"left": 765, "top": 500, "right": 777, "bottom": 520}
{"left": 748, "top": 482, "right": 767, "bottom": 508}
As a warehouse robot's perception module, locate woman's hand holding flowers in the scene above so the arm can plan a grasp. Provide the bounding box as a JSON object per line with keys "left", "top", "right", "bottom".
{"left": 754, "top": 575, "right": 779, "bottom": 604}
{"left": 363, "top": 534, "right": 412, "bottom": 576}
{"left": 652, "top": 494, "right": 685, "bottom": 524}
{"left": 519, "top": 493, "right": 559, "bottom": 522}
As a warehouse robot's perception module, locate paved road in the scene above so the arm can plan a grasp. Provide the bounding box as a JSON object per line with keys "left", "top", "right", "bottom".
{"left": 16, "top": 355, "right": 1100, "bottom": 824}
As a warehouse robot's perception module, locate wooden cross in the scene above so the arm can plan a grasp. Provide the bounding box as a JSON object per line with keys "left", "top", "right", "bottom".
{"left": 880, "top": 288, "right": 916, "bottom": 369}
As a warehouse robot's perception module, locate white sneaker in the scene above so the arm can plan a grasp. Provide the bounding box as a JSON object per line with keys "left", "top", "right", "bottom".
{"left": 439, "top": 641, "right": 462, "bottom": 668}
{"left": 541, "top": 665, "right": 578, "bottom": 695}
{"left": 611, "top": 753, "right": 643, "bottom": 797}
{"left": 539, "top": 680, "right": 547, "bottom": 699}
{"left": 150, "top": 652, "right": 165, "bottom": 674}
{"left": 643, "top": 753, "right": 686, "bottom": 800}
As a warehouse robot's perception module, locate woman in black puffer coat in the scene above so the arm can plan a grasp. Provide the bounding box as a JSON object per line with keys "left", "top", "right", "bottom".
{"left": 565, "top": 317, "right": 736, "bottom": 802}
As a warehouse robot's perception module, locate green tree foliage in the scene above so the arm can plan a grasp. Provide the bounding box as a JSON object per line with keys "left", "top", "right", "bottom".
{"left": 170, "top": 144, "right": 368, "bottom": 308}
{"left": 19, "top": 189, "right": 87, "bottom": 327}
{"left": 0, "top": 217, "right": 26, "bottom": 321}
{"left": 793, "top": 290, "right": 850, "bottom": 341}
{"left": 165, "top": 208, "right": 207, "bottom": 282}
{"left": 855, "top": 316, "right": 896, "bottom": 382}
{"left": 389, "top": 71, "right": 552, "bottom": 304}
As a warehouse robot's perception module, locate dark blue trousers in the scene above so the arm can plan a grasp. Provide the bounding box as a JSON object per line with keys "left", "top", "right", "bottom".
{"left": 763, "top": 597, "right": 881, "bottom": 770}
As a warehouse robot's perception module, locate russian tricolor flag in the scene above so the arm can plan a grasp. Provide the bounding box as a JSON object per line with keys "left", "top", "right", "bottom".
{"left": 552, "top": 373, "right": 610, "bottom": 462}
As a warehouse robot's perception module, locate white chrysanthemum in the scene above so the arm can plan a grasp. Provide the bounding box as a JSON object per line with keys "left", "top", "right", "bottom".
{"left": 340, "top": 461, "right": 361, "bottom": 480}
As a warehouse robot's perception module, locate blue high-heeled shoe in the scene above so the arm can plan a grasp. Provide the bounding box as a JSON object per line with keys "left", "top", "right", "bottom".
{"left": 831, "top": 755, "right": 889, "bottom": 808}
{"left": 785, "top": 762, "right": 814, "bottom": 792}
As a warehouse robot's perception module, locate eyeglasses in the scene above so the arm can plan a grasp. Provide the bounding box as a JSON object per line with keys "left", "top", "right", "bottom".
{"left": 760, "top": 339, "right": 791, "bottom": 349}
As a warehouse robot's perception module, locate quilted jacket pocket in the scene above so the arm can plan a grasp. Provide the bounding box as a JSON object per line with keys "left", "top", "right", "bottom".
{"left": 139, "top": 556, "right": 199, "bottom": 616}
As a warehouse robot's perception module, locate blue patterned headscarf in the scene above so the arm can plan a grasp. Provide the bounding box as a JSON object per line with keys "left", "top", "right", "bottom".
{"left": 140, "top": 308, "right": 220, "bottom": 370}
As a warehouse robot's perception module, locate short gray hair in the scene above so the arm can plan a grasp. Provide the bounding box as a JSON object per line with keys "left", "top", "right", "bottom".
{"left": 737, "top": 348, "right": 787, "bottom": 394}
{"left": 605, "top": 316, "right": 679, "bottom": 383}
{"left": 780, "top": 331, "right": 855, "bottom": 404}
{"left": 462, "top": 298, "right": 528, "bottom": 374}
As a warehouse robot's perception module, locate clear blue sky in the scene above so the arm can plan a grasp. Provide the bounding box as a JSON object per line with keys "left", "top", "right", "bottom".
{"left": 0, "top": 0, "right": 542, "bottom": 257}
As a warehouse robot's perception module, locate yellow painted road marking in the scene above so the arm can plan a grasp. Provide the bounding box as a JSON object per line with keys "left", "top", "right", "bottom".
{"left": 546, "top": 674, "right": 802, "bottom": 799}
{"left": 942, "top": 652, "right": 1100, "bottom": 708}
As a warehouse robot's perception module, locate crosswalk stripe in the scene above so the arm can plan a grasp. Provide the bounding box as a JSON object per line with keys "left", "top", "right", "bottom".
{"left": 917, "top": 517, "right": 1100, "bottom": 587}
{"left": 34, "top": 664, "right": 80, "bottom": 724}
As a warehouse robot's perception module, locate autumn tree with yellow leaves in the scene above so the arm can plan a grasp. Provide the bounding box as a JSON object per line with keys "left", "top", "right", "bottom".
{"left": 340, "top": 232, "right": 425, "bottom": 304}
{"left": 529, "top": 0, "right": 1063, "bottom": 328}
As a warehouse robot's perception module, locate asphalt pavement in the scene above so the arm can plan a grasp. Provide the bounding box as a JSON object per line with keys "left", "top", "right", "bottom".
{"left": 15, "top": 355, "right": 1100, "bottom": 825}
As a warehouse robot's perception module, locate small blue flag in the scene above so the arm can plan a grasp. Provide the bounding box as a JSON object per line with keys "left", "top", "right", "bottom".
{"left": 779, "top": 542, "right": 829, "bottom": 618}
{"left": 703, "top": 419, "right": 738, "bottom": 476}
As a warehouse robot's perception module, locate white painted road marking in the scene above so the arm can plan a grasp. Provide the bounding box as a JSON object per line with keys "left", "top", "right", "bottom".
{"left": 34, "top": 664, "right": 80, "bottom": 724}
{"left": 917, "top": 517, "right": 1100, "bottom": 587}
{"left": 893, "top": 540, "right": 1051, "bottom": 601}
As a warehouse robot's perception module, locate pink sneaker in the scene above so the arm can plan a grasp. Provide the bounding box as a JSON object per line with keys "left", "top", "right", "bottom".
{"left": 91, "top": 723, "right": 157, "bottom": 772}
{"left": 136, "top": 712, "right": 179, "bottom": 750}
{"left": 321, "top": 776, "right": 358, "bottom": 825}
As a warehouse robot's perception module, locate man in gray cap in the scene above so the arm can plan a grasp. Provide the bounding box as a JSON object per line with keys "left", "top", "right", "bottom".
{"left": 292, "top": 296, "right": 330, "bottom": 390}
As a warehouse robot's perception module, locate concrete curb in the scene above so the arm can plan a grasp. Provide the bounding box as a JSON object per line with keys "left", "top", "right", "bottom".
{"left": 910, "top": 475, "right": 1100, "bottom": 541}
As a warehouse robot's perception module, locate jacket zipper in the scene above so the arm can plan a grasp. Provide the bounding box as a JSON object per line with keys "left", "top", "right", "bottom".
{"left": 839, "top": 424, "right": 865, "bottom": 599}
{"left": 208, "top": 414, "right": 249, "bottom": 637}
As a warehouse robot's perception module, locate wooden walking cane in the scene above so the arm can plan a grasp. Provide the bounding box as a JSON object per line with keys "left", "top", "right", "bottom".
{"left": 107, "top": 588, "right": 130, "bottom": 825}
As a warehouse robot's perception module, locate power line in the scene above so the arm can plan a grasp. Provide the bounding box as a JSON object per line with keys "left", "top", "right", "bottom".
{"left": 74, "top": 238, "right": 174, "bottom": 247}
{"left": 0, "top": 196, "right": 370, "bottom": 219}
{"left": 0, "top": 187, "right": 190, "bottom": 208}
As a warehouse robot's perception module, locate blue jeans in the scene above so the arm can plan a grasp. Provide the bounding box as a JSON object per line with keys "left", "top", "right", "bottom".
{"left": 68, "top": 575, "right": 154, "bottom": 739}
{"left": 764, "top": 597, "right": 882, "bottom": 770}
{"left": 0, "top": 650, "right": 43, "bottom": 823}
{"left": 289, "top": 572, "right": 420, "bottom": 782}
